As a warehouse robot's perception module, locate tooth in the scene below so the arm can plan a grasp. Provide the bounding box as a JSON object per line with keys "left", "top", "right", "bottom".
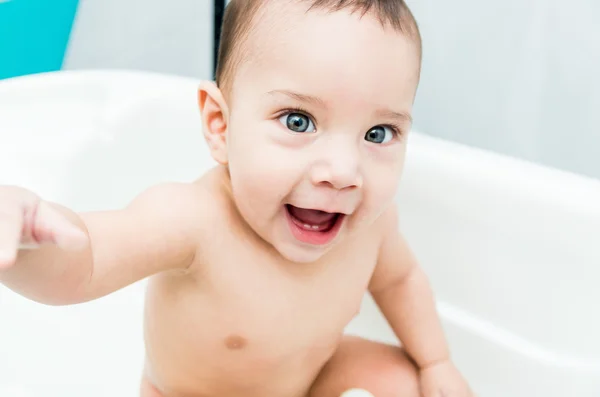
{"left": 303, "top": 224, "right": 312, "bottom": 230}
{"left": 312, "top": 225, "right": 319, "bottom": 230}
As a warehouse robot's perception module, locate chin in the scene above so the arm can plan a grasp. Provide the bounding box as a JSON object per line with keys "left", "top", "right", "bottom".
{"left": 274, "top": 241, "right": 330, "bottom": 264}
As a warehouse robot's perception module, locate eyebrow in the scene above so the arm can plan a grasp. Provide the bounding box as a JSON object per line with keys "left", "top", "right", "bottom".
{"left": 267, "top": 89, "right": 327, "bottom": 108}
{"left": 376, "top": 109, "right": 413, "bottom": 124}
{"left": 267, "top": 89, "right": 412, "bottom": 124}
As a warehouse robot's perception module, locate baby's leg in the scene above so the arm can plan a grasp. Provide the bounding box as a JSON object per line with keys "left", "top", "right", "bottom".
{"left": 309, "top": 336, "right": 420, "bottom": 397}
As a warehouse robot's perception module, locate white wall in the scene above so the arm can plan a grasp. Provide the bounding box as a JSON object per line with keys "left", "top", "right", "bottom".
{"left": 63, "top": 0, "right": 600, "bottom": 181}
{"left": 408, "top": 0, "right": 600, "bottom": 180}
{"left": 63, "top": 0, "right": 214, "bottom": 80}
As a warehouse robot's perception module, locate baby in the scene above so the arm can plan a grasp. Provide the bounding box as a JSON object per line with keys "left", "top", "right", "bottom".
{"left": 0, "top": 1, "right": 475, "bottom": 396}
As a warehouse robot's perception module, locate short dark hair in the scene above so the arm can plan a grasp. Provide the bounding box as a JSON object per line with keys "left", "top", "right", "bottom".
{"left": 216, "top": 0, "right": 422, "bottom": 95}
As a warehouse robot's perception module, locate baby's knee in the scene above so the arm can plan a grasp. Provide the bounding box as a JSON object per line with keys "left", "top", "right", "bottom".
{"left": 359, "top": 355, "right": 419, "bottom": 397}
{"left": 310, "top": 336, "right": 420, "bottom": 397}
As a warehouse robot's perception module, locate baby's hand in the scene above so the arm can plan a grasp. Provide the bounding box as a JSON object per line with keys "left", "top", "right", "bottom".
{"left": 419, "top": 360, "right": 475, "bottom": 397}
{"left": 0, "top": 186, "right": 88, "bottom": 269}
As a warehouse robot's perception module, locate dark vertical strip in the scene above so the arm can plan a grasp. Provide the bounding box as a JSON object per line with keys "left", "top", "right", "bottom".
{"left": 213, "top": 0, "right": 226, "bottom": 80}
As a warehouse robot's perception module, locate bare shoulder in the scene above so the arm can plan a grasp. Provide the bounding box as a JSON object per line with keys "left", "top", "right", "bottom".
{"left": 129, "top": 170, "right": 225, "bottom": 220}
{"left": 130, "top": 167, "right": 231, "bottom": 237}
{"left": 67, "top": 172, "right": 229, "bottom": 300}
{"left": 130, "top": 179, "right": 208, "bottom": 211}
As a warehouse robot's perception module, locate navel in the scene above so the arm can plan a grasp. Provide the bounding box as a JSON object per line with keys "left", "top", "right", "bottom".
{"left": 225, "top": 335, "right": 247, "bottom": 350}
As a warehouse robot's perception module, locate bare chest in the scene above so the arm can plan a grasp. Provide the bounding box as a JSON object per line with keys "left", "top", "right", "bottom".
{"left": 143, "top": 230, "right": 380, "bottom": 396}
{"left": 202, "top": 232, "right": 378, "bottom": 354}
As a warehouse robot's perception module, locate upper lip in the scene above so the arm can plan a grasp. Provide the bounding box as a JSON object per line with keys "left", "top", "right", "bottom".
{"left": 285, "top": 204, "right": 350, "bottom": 216}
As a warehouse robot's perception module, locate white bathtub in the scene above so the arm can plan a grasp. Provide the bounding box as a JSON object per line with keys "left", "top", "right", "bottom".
{"left": 0, "top": 70, "right": 599, "bottom": 397}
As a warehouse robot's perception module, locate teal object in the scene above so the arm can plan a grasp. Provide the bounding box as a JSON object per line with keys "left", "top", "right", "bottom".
{"left": 0, "top": 0, "right": 80, "bottom": 79}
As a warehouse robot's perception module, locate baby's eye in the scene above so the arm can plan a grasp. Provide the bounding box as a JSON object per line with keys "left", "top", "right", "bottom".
{"left": 279, "top": 113, "right": 316, "bottom": 133}
{"left": 364, "top": 126, "right": 395, "bottom": 144}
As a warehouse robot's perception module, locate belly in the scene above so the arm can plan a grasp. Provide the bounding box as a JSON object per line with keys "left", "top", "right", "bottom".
{"left": 140, "top": 276, "right": 357, "bottom": 397}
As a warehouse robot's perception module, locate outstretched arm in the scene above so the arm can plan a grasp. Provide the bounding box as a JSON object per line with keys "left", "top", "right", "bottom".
{"left": 1, "top": 182, "right": 204, "bottom": 305}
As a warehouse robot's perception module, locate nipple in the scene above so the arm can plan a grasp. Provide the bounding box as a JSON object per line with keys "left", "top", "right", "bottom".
{"left": 225, "top": 335, "right": 247, "bottom": 350}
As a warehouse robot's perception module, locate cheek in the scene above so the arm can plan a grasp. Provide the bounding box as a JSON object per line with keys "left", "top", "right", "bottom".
{"left": 226, "top": 119, "right": 302, "bottom": 210}
{"left": 365, "top": 174, "right": 400, "bottom": 209}
{"left": 363, "top": 148, "right": 406, "bottom": 206}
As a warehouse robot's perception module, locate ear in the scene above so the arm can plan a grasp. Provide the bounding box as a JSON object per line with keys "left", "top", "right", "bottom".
{"left": 198, "top": 81, "right": 229, "bottom": 165}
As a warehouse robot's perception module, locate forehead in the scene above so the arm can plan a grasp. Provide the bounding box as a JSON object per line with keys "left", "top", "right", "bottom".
{"left": 232, "top": 2, "right": 420, "bottom": 111}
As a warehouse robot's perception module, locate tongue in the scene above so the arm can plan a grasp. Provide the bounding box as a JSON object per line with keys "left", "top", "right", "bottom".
{"left": 288, "top": 206, "right": 337, "bottom": 225}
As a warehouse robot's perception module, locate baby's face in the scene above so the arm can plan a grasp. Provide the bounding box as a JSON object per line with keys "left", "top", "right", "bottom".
{"left": 224, "top": 3, "right": 420, "bottom": 263}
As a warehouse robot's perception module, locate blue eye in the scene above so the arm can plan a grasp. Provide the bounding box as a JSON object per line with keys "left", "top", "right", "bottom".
{"left": 279, "top": 113, "right": 316, "bottom": 133}
{"left": 365, "top": 126, "right": 394, "bottom": 144}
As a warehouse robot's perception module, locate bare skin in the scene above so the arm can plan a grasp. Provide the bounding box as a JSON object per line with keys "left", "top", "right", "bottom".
{"left": 135, "top": 167, "right": 423, "bottom": 397}
{"left": 0, "top": 2, "right": 474, "bottom": 396}
{"left": 0, "top": 167, "right": 466, "bottom": 397}
{"left": 140, "top": 168, "right": 381, "bottom": 397}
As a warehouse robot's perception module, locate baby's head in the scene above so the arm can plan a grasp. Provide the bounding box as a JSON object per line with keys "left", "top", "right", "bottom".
{"left": 199, "top": 0, "right": 421, "bottom": 263}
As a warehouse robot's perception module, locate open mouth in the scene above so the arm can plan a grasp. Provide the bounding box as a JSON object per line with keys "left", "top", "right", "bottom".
{"left": 284, "top": 204, "right": 345, "bottom": 245}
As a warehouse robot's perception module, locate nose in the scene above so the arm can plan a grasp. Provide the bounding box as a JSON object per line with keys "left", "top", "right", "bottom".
{"left": 310, "top": 146, "right": 363, "bottom": 190}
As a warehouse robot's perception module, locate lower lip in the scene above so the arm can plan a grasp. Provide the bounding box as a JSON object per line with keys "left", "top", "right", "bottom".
{"left": 284, "top": 207, "right": 345, "bottom": 246}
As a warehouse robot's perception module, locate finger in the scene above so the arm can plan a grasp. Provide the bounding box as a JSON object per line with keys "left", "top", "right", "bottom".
{"left": 33, "top": 201, "right": 88, "bottom": 250}
{"left": 0, "top": 203, "right": 23, "bottom": 269}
